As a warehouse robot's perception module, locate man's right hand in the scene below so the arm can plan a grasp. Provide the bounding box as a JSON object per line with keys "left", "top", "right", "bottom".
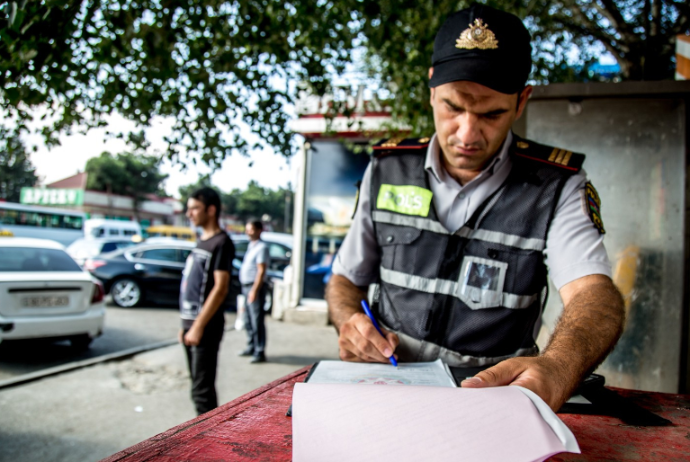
{"left": 337, "top": 312, "right": 399, "bottom": 363}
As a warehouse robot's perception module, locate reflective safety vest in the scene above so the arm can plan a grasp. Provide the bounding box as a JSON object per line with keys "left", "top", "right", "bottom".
{"left": 370, "top": 135, "right": 585, "bottom": 366}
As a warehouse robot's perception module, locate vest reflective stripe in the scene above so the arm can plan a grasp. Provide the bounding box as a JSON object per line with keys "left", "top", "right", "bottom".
{"left": 455, "top": 227, "right": 545, "bottom": 251}
{"left": 389, "top": 323, "right": 540, "bottom": 367}
{"left": 372, "top": 210, "right": 449, "bottom": 234}
{"left": 379, "top": 266, "right": 539, "bottom": 310}
{"left": 372, "top": 210, "right": 546, "bottom": 251}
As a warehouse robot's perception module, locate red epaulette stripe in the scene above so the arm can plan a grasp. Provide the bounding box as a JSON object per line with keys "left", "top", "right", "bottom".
{"left": 514, "top": 152, "right": 579, "bottom": 171}
{"left": 373, "top": 144, "right": 429, "bottom": 150}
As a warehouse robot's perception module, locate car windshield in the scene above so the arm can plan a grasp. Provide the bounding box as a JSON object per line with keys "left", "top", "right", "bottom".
{"left": 0, "top": 247, "right": 83, "bottom": 272}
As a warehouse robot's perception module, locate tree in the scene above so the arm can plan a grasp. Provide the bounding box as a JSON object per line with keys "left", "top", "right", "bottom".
{"left": 347, "top": 0, "right": 690, "bottom": 136}
{"left": 85, "top": 151, "right": 168, "bottom": 213}
{"left": 522, "top": 0, "right": 690, "bottom": 81}
{"left": 1, "top": 1, "right": 687, "bottom": 161}
{"left": 0, "top": 127, "right": 38, "bottom": 202}
{"left": 0, "top": 0, "right": 354, "bottom": 165}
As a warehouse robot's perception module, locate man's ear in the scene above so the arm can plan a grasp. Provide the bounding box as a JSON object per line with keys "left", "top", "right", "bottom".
{"left": 515, "top": 85, "right": 533, "bottom": 120}
{"left": 428, "top": 67, "right": 434, "bottom": 80}
{"left": 429, "top": 68, "right": 435, "bottom": 104}
{"left": 207, "top": 204, "right": 218, "bottom": 220}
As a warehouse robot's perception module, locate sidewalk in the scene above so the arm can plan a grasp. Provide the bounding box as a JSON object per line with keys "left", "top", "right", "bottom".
{"left": 0, "top": 314, "right": 340, "bottom": 462}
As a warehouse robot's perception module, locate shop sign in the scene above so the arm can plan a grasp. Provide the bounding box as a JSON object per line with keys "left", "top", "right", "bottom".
{"left": 20, "top": 188, "right": 84, "bottom": 206}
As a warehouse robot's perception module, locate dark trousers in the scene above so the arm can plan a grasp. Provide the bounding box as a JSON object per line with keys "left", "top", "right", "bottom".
{"left": 183, "top": 321, "right": 224, "bottom": 415}
{"left": 242, "top": 284, "right": 267, "bottom": 356}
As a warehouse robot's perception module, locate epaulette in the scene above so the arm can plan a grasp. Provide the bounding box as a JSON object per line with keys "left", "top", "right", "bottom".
{"left": 512, "top": 136, "right": 585, "bottom": 172}
{"left": 372, "top": 136, "right": 431, "bottom": 157}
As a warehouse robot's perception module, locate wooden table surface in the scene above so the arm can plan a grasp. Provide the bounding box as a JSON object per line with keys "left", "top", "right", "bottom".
{"left": 102, "top": 366, "right": 690, "bottom": 462}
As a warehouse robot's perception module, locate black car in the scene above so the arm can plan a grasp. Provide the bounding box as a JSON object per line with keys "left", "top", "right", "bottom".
{"left": 86, "top": 241, "right": 279, "bottom": 309}
{"left": 66, "top": 237, "right": 139, "bottom": 266}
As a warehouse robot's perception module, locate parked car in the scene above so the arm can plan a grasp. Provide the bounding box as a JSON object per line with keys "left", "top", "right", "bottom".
{"left": 0, "top": 238, "right": 105, "bottom": 350}
{"left": 86, "top": 241, "right": 282, "bottom": 309}
{"left": 66, "top": 237, "right": 139, "bottom": 266}
{"left": 86, "top": 241, "right": 196, "bottom": 308}
{"left": 84, "top": 218, "right": 142, "bottom": 238}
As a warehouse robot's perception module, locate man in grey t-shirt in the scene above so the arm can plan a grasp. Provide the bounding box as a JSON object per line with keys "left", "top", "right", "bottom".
{"left": 239, "top": 220, "right": 270, "bottom": 363}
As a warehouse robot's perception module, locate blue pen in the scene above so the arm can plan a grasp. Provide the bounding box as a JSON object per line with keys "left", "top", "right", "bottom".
{"left": 361, "top": 300, "right": 398, "bottom": 367}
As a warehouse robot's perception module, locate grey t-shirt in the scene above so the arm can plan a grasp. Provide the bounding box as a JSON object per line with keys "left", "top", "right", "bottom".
{"left": 332, "top": 132, "right": 611, "bottom": 291}
{"left": 239, "top": 239, "right": 270, "bottom": 285}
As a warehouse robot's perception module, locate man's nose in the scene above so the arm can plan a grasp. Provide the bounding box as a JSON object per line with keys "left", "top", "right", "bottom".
{"left": 455, "top": 114, "right": 482, "bottom": 145}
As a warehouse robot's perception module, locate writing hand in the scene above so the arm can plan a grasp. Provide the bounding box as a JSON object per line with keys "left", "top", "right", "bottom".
{"left": 337, "top": 312, "right": 399, "bottom": 363}
{"left": 460, "top": 356, "right": 576, "bottom": 411}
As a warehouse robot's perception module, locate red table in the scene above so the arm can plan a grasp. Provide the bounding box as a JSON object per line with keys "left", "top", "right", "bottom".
{"left": 103, "top": 366, "right": 690, "bottom": 462}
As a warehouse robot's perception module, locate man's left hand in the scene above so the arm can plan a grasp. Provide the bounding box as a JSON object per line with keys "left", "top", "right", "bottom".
{"left": 247, "top": 289, "right": 257, "bottom": 304}
{"left": 460, "top": 356, "right": 575, "bottom": 411}
{"left": 184, "top": 326, "right": 204, "bottom": 346}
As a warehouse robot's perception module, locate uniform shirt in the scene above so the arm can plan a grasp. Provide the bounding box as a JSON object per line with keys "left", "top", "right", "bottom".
{"left": 239, "top": 239, "right": 270, "bottom": 285}
{"left": 332, "top": 132, "right": 612, "bottom": 291}
{"left": 179, "top": 231, "right": 234, "bottom": 329}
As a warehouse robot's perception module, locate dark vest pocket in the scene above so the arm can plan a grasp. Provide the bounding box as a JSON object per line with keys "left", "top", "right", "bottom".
{"left": 376, "top": 223, "right": 423, "bottom": 271}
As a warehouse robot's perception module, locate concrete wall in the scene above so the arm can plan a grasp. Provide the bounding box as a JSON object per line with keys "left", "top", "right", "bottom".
{"left": 526, "top": 81, "right": 690, "bottom": 393}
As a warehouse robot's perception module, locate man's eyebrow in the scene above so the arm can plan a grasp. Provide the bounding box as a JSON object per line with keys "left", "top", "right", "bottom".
{"left": 442, "top": 98, "right": 464, "bottom": 111}
{"left": 481, "top": 108, "right": 510, "bottom": 117}
{"left": 441, "top": 98, "right": 510, "bottom": 117}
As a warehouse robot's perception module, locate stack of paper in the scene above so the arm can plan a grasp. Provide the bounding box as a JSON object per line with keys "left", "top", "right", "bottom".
{"left": 292, "top": 361, "right": 579, "bottom": 462}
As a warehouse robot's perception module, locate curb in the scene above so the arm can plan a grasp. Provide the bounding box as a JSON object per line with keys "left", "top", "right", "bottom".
{"left": 0, "top": 338, "right": 178, "bottom": 390}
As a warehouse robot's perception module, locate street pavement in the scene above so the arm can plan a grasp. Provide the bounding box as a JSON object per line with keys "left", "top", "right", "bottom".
{"left": 0, "top": 314, "right": 340, "bottom": 462}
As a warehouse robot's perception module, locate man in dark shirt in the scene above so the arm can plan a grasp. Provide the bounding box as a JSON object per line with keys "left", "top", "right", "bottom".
{"left": 179, "top": 187, "right": 234, "bottom": 415}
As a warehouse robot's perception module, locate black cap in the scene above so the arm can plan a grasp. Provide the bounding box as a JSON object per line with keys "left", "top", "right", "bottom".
{"left": 429, "top": 4, "right": 532, "bottom": 94}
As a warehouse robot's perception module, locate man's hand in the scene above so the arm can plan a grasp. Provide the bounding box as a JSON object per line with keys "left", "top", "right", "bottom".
{"left": 247, "top": 289, "right": 256, "bottom": 304}
{"left": 183, "top": 325, "right": 204, "bottom": 346}
{"left": 461, "top": 356, "right": 573, "bottom": 411}
{"left": 337, "top": 312, "right": 399, "bottom": 363}
{"left": 462, "top": 274, "right": 624, "bottom": 412}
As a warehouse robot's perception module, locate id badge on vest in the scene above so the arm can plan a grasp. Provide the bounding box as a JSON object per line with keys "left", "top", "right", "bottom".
{"left": 459, "top": 256, "right": 507, "bottom": 309}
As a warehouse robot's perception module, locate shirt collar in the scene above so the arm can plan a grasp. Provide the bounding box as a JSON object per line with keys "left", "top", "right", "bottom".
{"left": 424, "top": 132, "right": 513, "bottom": 184}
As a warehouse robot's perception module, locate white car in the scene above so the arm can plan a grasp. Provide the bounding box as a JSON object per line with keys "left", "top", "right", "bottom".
{"left": 0, "top": 237, "right": 105, "bottom": 350}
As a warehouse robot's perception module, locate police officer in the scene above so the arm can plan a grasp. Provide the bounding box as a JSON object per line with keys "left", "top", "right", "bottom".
{"left": 326, "top": 4, "right": 624, "bottom": 412}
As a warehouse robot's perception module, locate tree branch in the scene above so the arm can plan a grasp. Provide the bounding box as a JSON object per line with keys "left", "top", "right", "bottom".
{"left": 595, "top": 0, "right": 637, "bottom": 42}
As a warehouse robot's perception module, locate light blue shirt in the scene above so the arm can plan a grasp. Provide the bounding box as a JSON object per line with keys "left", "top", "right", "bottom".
{"left": 332, "top": 132, "right": 611, "bottom": 290}
{"left": 239, "top": 239, "right": 270, "bottom": 285}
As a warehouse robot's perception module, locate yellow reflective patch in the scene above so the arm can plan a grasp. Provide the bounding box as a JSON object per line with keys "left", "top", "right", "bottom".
{"left": 376, "top": 184, "right": 433, "bottom": 217}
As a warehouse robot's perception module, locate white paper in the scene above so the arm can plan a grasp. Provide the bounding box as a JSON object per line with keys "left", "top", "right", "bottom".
{"left": 305, "top": 359, "right": 456, "bottom": 387}
{"left": 292, "top": 383, "right": 580, "bottom": 462}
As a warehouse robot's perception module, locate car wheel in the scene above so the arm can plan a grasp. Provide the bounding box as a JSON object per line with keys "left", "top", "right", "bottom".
{"left": 70, "top": 335, "right": 93, "bottom": 351}
{"left": 111, "top": 278, "right": 143, "bottom": 307}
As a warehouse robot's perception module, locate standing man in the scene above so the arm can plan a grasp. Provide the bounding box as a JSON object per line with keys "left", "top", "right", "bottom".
{"left": 326, "top": 4, "right": 625, "bottom": 412}
{"left": 239, "top": 220, "right": 270, "bottom": 364}
{"left": 179, "top": 187, "right": 234, "bottom": 415}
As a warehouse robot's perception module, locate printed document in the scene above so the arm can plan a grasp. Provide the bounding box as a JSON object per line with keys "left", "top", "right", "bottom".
{"left": 292, "top": 381, "right": 580, "bottom": 462}
{"left": 305, "top": 359, "right": 456, "bottom": 387}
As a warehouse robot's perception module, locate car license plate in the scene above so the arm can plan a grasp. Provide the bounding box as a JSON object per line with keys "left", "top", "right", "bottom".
{"left": 21, "top": 296, "right": 70, "bottom": 308}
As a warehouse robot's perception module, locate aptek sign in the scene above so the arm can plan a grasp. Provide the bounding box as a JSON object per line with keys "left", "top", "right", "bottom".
{"left": 20, "top": 188, "right": 84, "bottom": 206}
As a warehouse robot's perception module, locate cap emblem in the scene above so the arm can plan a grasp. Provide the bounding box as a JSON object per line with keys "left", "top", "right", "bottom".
{"left": 455, "top": 19, "right": 499, "bottom": 50}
